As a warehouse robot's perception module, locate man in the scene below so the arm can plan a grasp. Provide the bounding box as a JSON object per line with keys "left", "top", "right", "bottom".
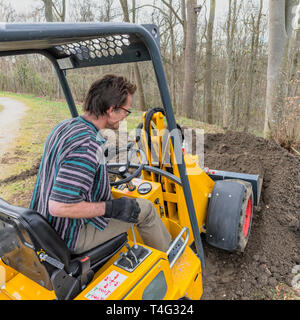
{"left": 30, "top": 74, "right": 172, "bottom": 254}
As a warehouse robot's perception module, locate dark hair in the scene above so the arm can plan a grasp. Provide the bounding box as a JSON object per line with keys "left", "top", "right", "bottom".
{"left": 83, "top": 74, "right": 137, "bottom": 117}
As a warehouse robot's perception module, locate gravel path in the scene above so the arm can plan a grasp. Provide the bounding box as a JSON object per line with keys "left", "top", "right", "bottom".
{"left": 0, "top": 96, "right": 28, "bottom": 158}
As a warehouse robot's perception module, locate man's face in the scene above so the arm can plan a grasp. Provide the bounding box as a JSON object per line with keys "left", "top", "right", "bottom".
{"left": 106, "top": 94, "right": 132, "bottom": 130}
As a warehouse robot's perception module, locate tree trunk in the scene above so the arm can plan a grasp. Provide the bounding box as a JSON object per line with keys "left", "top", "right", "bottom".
{"left": 285, "top": 0, "right": 300, "bottom": 97}
{"left": 223, "top": 0, "right": 237, "bottom": 130}
{"left": 263, "top": 0, "right": 288, "bottom": 139}
{"left": 119, "top": 0, "right": 146, "bottom": 111}
{"left": 169, "top": 0, "right": 177, "bottom": 111}
{"left": 181, "top": 0, "right": 187, "bottom": 53}
{"left": 104, "top": 0, "right": 113, "bottom": 21}
{"left": 204, "top": 0, "right": 215, "bottom": 124}
{"left": 281, "top": 1, "right": 299, "bottom": 141}
{"left": 181, "top": 0, "right": 198, "bottom": 117}
{"left": 132, "top": 0, "right": 136, "bottom": 22}
{"left": 42, "top": 0, "right": 53, "bottom": 22}
{"left": 119, "top": 0, "right": 129, "bottom": 21}
{"left": 244, "top": 0, "right": 263, "bottom": 132}
{"left": 62, "top": 0, "right": 66, "bottom": 21}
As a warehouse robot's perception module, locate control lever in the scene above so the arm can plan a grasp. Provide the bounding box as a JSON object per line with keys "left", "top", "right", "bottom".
{"left": 114, "top": 223, "right": 152, "bottom": 272}
{"left": 128, "top": 224, "right": 149, "bottom": 260}
{"left": 131, "top": 224, "right": 138, "bottom": 249}
{"left": 123, "top": 225, "right": 139, "bottom": 265}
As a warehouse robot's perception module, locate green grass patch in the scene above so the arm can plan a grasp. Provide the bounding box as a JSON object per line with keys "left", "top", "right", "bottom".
{"left": 0, "top": 104, "right": 4, "bottom": 113}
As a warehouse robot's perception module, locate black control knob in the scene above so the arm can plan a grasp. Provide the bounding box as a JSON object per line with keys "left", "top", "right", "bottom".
{"left": 118, "top": 165, "right": 128, "bottom": 178}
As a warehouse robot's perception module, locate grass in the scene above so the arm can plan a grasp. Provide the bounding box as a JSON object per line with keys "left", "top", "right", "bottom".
{"left": 0, "top": 104, "right": 4, "bottom": 113}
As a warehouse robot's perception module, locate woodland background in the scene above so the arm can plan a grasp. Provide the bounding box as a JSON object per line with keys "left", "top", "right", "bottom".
{"left": 0, "top": 0, "right": 299, "bottom": 149}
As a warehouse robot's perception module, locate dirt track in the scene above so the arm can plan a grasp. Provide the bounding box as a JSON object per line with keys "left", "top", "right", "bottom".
{"left": 201, "top": 131, "right": 300, "bottom": 300}
{"left": 0, "top": 97, "right": 27, "bottom": 158}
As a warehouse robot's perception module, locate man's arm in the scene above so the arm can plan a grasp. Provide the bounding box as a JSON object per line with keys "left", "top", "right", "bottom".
{"left": 49, "top": 197, "right": 140, "bottom": 224}
{"left": 49, "top": 199, "right": 106, "bottom": 219}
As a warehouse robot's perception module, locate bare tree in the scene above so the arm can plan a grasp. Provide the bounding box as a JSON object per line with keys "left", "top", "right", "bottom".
{"left": 119, "top": 0, "right": 146, "bottom": 111}
{"left": 53, "top": 0, "right": 66, "bottom": 21}
{"left": 0, "top": 0, "right": 16, "bottom": 22}
{"left": 181, "top": 0, "right": 199, "bottom": 117}
{"left": 181, "top": 0, "right": 187, "bottom": 53}
{"left": 166, "top": 0, "right": 178, "bottom": 110}
{"left": 102, "top": 0, "right": 114, "bottom": 21}
{"left": 41, "top": 0, "right": 66, "bottom": 22}
{"left": 243, "top": 0, "right": 263, "bottom": 132}
{"left": 263, "top": 0, "right": 288, "bottom": 138}
{"left": 41, "top": 0, "right": 53, "bottom": 21}
{"left": 276, "top": 0, "right": 300, "bottom": 145}
{"left": 223, "top": 0, "right": 239, "bottom": 130}
{"left": 204, "top": 0, "right": 215, "bottom": 124}
{"left": 285, "top": 0, "right": 300, "bottom": 97}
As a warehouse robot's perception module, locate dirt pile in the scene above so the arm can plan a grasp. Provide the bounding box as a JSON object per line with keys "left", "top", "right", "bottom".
{"left": 201, "top": 131, "right": 300, "bottom": 300}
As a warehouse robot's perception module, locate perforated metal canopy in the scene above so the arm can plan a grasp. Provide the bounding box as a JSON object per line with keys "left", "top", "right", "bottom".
{"left": 0, "top": 22, "right": 160, "bottom": 69}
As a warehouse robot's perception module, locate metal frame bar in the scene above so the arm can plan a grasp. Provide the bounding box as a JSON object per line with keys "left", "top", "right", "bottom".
{"left": 166, "top": 227, "right": 189, "bottom": 268}
{"left": 207, "top": 170, "right": 263, "bottom": 206}
{"left": 42, "top": 51, "right": 78, "bottom": 117}
{"left": 143, "top": 31, "right": 206, "bottom": 268}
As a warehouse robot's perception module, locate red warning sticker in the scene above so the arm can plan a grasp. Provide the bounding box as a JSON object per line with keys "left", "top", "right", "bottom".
{"left": 85, "top": 270, "right": 127, "bottom": 300}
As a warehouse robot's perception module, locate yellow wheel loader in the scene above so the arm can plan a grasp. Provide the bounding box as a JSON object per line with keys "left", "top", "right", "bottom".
{"left": 0, "top": 22, "right": 262, "bottom": 300}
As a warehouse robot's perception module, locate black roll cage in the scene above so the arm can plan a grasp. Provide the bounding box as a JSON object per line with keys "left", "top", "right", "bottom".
{"left": 0, "top": 22, "right": 205, "bottom": 267}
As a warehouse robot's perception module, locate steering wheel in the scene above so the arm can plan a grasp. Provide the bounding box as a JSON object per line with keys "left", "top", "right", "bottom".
{"left": 105, "top": 142, "right": 147, "bottom": 187}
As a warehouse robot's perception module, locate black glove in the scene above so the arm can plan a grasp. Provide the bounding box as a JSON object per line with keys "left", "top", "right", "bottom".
{"left": 104, "top": 197, "right": 141, "bottom": 223}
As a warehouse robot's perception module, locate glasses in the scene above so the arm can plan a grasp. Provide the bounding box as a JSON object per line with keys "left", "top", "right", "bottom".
{"left": 117, "top": 106, "right": 132, "bottom": 117}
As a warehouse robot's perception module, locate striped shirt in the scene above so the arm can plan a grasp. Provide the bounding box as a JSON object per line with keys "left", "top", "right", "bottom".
{"left": 30, "top": 116, "right": 111, "bottom": 251}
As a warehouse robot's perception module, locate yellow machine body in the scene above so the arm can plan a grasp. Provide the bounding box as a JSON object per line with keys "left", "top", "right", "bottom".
{"left": 0, "top": 239, "right": 202, "bottom": 300}
{"left": 137, "top": 111, "right": 215, "bottom": 245}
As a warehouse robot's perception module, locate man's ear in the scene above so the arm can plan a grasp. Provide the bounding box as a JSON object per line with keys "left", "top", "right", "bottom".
{"left": 106, "top": 106, "right": 114, "bottom": 117}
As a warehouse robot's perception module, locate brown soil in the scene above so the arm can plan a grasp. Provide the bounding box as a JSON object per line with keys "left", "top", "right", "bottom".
{"left": 201, "top": 131, "right": 300, "bottom": 300}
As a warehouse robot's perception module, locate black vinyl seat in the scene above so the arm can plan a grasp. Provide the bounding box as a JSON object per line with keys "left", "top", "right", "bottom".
{"left": 0, "top": 197, "right": 127, "bottom": 300}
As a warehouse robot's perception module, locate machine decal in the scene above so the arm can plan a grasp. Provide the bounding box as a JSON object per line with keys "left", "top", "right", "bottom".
{"left": 85, "top": 270, "right": 127, "bottom": 300}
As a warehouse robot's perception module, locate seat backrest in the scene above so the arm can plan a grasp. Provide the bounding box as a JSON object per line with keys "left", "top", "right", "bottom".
{"left": 0, "top": 197, "right": 71, "bottom": 290}
{"left": 0, "top": 197, "right": 129, "bottom": 298}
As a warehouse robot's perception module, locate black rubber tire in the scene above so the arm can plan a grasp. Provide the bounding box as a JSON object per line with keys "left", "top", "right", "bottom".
{"left": 205, "top": 179, "right": 254, "bottom": 252}
{"left": 230, "top": 180, "right": 254, "bottom": 252}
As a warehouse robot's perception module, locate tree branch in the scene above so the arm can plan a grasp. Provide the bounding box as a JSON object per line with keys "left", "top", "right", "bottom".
{"left": 51, "top": 1, "right": 63, "bottom": 21}
{"left": 160, "top": 0, "right": 184, "bottom": 25}
{"left": 135, "top": 3, "right": 183, "bottom": 26}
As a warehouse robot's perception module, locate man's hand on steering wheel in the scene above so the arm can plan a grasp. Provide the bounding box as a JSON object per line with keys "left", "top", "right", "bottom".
{"left": 105, "top": 142, "right": 147, "bottom": 187}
